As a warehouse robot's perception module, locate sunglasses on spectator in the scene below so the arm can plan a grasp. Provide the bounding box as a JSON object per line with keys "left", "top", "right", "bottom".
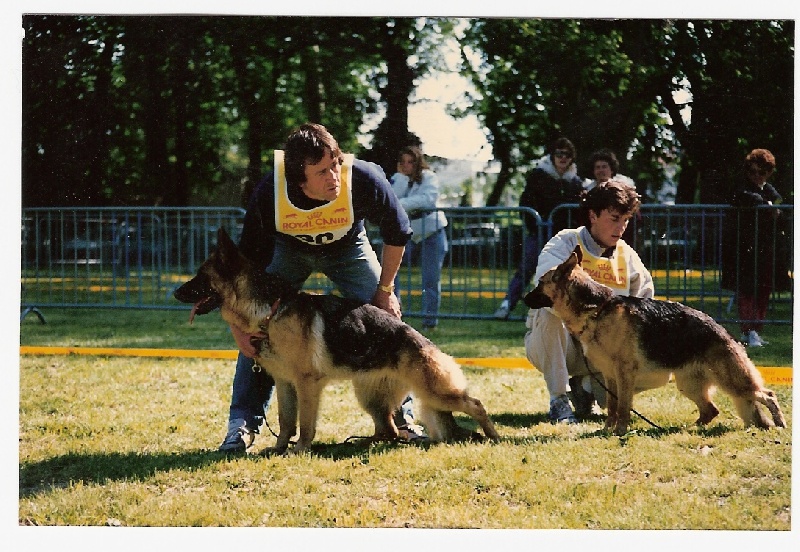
{"left": 554, "top": 150, "right": 572, "bottom": 158}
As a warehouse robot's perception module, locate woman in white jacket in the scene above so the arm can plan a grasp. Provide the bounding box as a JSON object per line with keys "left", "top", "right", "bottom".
{"left": 391, "top": 146, "right": 449, "bottom": 330}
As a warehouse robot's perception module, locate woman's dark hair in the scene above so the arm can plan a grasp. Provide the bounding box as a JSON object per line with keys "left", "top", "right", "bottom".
{"left": 397, "top": 145, "right": 429, "bottom": 185}
{"left": 284, "top": 123, "right": 344, "bottom": 186}
{"left": 548, "top": 137, "right": 577, "bottom": 162}
{"left": 587, "top": 148, "right": 620, "bottom": 176}
{"left": 579, "top": 180, "right": 641, "bottom": 224}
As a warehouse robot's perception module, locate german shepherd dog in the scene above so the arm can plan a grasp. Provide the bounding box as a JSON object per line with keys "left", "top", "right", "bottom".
{"left": 174, "top": 228, "right": 500, "bottom": 454}
{"left": 523, "top": 247, "right": 786, "bottom": 435}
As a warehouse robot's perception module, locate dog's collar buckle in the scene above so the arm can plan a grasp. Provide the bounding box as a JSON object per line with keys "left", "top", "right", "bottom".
{"left": 259, "top": 298, "right": 282, "bottom": 332}
{"left": 267, "top": 298, "right": 281, "bottom": 320}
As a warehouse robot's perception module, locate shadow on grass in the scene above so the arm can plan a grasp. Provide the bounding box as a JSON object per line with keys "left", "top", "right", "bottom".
{"left": 490, "top": 411, "right": 549, "bottom": 427}
{"left": 19, "top": 449, "right": 230, "bottom": 499}
{"left": 574, "top": 422, "right": 741, "bottom": 443}
{"left": 20, "top": 420, "right": 752, "bottom": 499}
{"left": 19, "top": 429, "right": 489, "bottom": 499}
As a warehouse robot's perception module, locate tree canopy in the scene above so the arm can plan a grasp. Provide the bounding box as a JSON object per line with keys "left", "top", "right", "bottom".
{"left": 458, "top": 18, "right": 794, "bottom": 204}
{"left": 21, "top": 15, "right": 794, "bottom": 208}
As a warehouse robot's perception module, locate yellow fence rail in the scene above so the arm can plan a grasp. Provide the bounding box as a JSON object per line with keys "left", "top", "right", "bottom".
{"left": 19, "top": 346, "right": 792, "bottom": 386}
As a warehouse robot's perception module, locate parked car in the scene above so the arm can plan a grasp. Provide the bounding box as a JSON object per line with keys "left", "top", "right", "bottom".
{"left": 59, "top": 218, "right": 115, "bottom": 266}
{"left": 449, "top": 222, "right": 500, "bottom": 266}
{"left": 53, "top": 216, "right": 165, "bottom": 271}
{"left": 641, "top": 226, "right": 698, "bottom": 264}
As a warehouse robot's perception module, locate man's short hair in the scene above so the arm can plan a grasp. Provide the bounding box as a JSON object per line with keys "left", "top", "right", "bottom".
{"left": 284, "top": 123, "right": 344, "bottom": 186}
{"left": 580, "top": 180, "right": 641, "bottom": 220}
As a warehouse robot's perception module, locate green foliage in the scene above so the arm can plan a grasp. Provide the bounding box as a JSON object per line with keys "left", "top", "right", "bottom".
{"left": 22, "top": 16, "right": 794, "bottom": 210}
{"left": 667, "top": 20, "right": 795, "bottom": 203}
{"left": 459, "top": 18, "right": 667, "bottom": 204}
{"left": 22, "top": 15, "right": 395, "bottom": 208}
{"left": 458, "top": 18, "right": 794, "bottom": 205}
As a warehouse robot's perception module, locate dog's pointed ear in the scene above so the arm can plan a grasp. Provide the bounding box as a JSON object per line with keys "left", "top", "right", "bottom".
{"left": 213, "top": 227, "right": 243, "bottom": 277}
{"left": 553, "top": 250, "right": 579, "bottom": 282}
{"left": 216, "top": 227, "right": 236, "bottom": 253}
{"left": 571, "top": 245, "right": 583, "bottom": 264}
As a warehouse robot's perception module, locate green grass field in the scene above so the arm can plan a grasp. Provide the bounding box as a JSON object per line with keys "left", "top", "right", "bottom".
{"left": 16, "top": 307, "right": 794, "bottom": 541}
{"left": 22, "top": 264, "right": 794, "bottom": 327}
{"left": 19, "top": 305, "right": 794, "bottom": 367}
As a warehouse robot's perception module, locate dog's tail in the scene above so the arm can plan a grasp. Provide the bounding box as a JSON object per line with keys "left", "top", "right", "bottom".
{"left": 719, "top": 345, "right": 787, "bottom": 429}
{"left": 410, "top": 348, "right": 500, "bottom": 442}
{"left": 755, "top": 389, "right": 787, "bottom": 428}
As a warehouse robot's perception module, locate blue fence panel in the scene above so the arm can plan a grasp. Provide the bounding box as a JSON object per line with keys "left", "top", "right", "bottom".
{"left": 21, "top": 204, "right": 793, "bottom": 327}
{"left": 21, "top": 207, "right": 247, "bottom": 310}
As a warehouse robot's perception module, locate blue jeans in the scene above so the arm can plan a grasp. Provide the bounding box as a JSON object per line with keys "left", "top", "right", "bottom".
{"left": 229, "top": 231, "right": 382, "bottom": 431}
{"left": 504, "top": 233, "right": 540, "bottom": 310}
{"left": 394, "top": 228, "right": 448, "bottom": 328}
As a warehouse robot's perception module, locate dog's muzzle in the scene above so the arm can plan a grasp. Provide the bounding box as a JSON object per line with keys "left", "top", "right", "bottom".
{"left": 187, "top": 294, "right": 223, "bottom": 323}
{"left": 523, "top": 288, "right": 553, "bottom": 309}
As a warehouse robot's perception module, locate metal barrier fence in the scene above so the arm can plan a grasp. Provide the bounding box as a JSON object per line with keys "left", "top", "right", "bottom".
{"left": 551, "top": 203, "right": 793, "bottom": 326}
{"left": 21, "top": 207, "right": 247, "bottom": 310}
{"left": 21, "top": 205, "right": 793, "bottom": 326}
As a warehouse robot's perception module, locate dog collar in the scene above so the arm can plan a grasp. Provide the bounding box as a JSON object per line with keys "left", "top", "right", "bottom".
{"left": 575, "top": 297, "right": 614, "bottom": 337}
{"left": 251, "top": 299, "right": 283, "bottom": 364}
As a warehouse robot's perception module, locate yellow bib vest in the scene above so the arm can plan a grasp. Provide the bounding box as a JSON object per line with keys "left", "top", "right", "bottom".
{"left": 577, "top": 235, "right": 631, "bottom": 295}
{"left": 273, "top": 150, "right": 356, "bottom": 246}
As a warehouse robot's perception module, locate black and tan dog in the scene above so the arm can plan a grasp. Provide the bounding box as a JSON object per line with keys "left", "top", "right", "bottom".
{"left": 174, "top": 227, "right": 500, "bottom": 454}
{"left": 523, "top": 247, "right": 786, "bottom": 435}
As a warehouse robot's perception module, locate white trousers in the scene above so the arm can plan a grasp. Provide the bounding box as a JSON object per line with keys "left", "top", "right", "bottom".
{"left": 525, "top": 308, "right": 671, "bottom": 403}
{"left": 524, "top": 308, "right": 588, "bottom": 400}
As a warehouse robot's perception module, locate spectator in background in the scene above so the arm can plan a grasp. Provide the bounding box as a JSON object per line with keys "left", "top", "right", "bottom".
{"left": 494, "top": 137, "right": 584, "bottom": 320}
{"left": 391, "top": 146, "right": 449, "bottom": 331}
{"left": 583, "top": 148, "right": 636, "bottom": 192}
{"left": 721, "top": 148, "right": 791, "bottom": 347}
{"left": 583, "top": 148, "right": 637, "bottom": 243}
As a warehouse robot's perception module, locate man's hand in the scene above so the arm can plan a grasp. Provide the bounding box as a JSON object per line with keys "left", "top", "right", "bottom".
{"left": 229, "top": 322, "right": 266, "bottom": 359}
{"left": 372, "top": 288, "right": 402, "bottom": 319}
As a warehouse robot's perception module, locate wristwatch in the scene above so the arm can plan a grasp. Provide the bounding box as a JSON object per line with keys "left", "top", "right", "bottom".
{"left": 377, "top": 283, "right": 395, "bottom": 294}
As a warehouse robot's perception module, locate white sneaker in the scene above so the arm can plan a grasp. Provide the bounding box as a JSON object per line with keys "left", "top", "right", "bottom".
{"left": 746, "top": 330, "right": 768, "bottom": 347}
{"left": 493, "top": 302, "right": 510, "bottom": 320}
{"left": 397, "top": 423, "right": 429, "bottom": 442}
